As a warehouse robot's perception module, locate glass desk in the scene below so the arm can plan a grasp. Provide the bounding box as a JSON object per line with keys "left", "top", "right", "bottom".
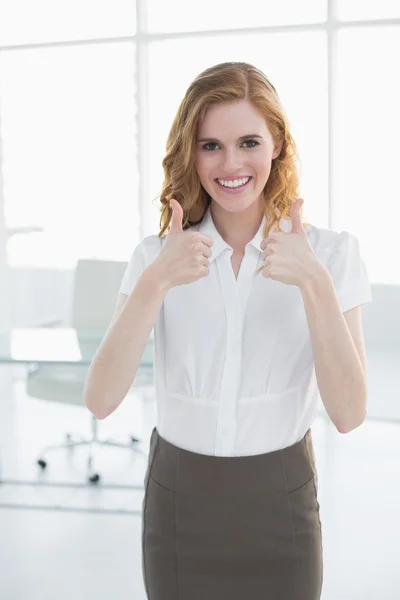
{"left": 0, "top": 327, "right": 155, "bottom": 514}
{"left": 0, "top": 326, "right": 154, "bottom": 367}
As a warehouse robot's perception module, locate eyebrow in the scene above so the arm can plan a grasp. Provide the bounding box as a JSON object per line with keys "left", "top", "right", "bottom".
{"left": 196, "top": 134, "right": 264, "bottom": 143}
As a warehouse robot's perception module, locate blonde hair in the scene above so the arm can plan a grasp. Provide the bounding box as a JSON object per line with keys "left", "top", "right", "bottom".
{"left": 154, "top": 61, "right": 308, "bottom": 276}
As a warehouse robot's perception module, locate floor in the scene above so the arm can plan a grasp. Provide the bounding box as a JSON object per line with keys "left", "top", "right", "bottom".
{"left": 0, "top": 378, "right": 399, "bottom": 600}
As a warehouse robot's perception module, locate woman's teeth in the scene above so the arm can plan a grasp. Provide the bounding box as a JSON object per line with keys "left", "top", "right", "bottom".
{"left": 217, "top": 176, "right": 250, "bottom": 188}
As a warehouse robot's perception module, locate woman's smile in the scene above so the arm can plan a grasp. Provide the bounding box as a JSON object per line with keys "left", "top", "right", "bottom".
{"left": 215, "top": 176, "right": 253, "bottom": 194}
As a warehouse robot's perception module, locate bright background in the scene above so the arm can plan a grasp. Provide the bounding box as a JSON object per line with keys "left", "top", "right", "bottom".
{"left": 1, "top": 4, "right": 400, "bottom": 599}
{"left": 0, "top": 0, "right": 399, "bottom": 284}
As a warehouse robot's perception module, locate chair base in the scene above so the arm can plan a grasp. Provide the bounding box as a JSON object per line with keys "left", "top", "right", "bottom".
{"left": 35, "top": 414, "right": 146, "bottom": 482}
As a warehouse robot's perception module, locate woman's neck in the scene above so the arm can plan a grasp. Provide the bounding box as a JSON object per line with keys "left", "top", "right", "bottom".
{"left": 210, "top": 200, "right": 265, "bottom": 254}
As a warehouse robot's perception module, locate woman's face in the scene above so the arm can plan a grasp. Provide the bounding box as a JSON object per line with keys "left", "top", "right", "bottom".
{"left": 194, "top": 99, "right": 282, "bottom": 213}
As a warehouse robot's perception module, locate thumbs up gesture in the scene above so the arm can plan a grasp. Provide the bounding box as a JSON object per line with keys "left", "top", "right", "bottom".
{"left": 260, "top": 198, "right": 325, "bottom": 289}
{"left": 153, "top": 199, "right": 214, "bottom": 289}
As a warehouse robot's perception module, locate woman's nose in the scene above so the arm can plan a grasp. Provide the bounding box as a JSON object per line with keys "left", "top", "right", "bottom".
{"left": 220, "top": 149, "right": 243, "bottom": 173}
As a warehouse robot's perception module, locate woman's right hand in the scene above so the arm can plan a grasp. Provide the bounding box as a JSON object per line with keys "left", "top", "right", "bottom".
{"left": 152, "top": 198, "right": 214, "bottom": 289}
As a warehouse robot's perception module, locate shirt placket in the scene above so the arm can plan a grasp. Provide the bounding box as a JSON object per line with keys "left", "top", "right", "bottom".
{"left": 214, "top": 250, "right": 243, "bottom": 455}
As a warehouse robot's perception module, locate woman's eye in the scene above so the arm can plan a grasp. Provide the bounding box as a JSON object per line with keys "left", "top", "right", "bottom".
{"left": 242, "top": 139, "right": 259, "bottom": 148}
{"left": 202, "top": 142, "right": 219, "bottom": 151}
{"left": 202, "top": 139, "right": 259, "bottom": 151}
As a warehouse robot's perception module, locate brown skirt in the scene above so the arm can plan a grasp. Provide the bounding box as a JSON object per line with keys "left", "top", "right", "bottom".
{"left": 141, "top": 426, "right": 323, "bottom": 600}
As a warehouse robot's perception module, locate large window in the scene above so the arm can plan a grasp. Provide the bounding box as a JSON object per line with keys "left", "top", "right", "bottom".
{"left": 333, "top": 25, "right": 400, "bottom": 283}
{"left": 0, "top": 0, "right": 399, "bottom": 282}
{"left": 0, "top": 42, "right": 139, "bottom": 268}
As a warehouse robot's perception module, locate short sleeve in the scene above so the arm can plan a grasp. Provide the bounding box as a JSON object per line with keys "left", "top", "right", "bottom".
{"left": 328, "top": 230, "right": 372, "bottom": 312}
{"left": 118, "top": 234, "right": 163, "bottom": 296}
{"left": 118, "top": 241, "right": 146, "bottom": 296}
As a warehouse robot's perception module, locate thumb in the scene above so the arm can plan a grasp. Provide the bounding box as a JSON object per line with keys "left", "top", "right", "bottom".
{"left": 290, "top": 197, "right": 305, "bottom": 234}
{"left": 169, "top": 199, "right": 184, "bottom": 234}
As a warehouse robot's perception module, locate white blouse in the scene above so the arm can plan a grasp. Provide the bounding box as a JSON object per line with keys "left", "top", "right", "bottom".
{"left": 119, "top": 206, "right": 372, "bottom": 456}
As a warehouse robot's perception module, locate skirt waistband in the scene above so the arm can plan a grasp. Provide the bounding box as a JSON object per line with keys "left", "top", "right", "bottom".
{"left": 144, "top": 426, "right": 318, "bottom": 496}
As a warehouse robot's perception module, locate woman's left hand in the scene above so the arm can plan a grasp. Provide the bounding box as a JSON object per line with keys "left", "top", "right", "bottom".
{"left": 260, "top": 198, "right": 326, "bottom": 289}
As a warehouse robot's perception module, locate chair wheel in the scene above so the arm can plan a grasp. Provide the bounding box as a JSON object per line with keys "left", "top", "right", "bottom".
{"left": 88, "top": 473, "right": 100, "bottom": 484}
{"left": 37, "top": 459, "right": 47, "bottom": 469}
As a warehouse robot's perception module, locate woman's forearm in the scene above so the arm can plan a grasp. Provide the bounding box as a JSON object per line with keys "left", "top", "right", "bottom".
{"left": 83, "top": 265, "right": 169, "bottom": 419}
{"left": 300, "top": 267, "right": 368, "bottom": 434}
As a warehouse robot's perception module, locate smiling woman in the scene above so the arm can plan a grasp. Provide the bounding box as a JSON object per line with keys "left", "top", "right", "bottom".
{"left": 136, "top": 61, "right": 326, "bottom": 600}
{"left": 96, "top": 54, "right": 374, "bottom": 599}
{"left": 146, "top": 29, "right": 329, "bottom": 236}
{"left": 193, "top": 100, "right": 282, "bottom": 245}
{"left": 158, "top": 62, "right": 308, "bottom": 252}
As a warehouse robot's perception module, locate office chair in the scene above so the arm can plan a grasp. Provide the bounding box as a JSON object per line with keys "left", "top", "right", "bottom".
{"left": 26, "top": 259, "right": 155, "bottom": 484}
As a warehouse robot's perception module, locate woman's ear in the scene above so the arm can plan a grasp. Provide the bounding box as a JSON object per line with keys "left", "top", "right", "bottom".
{"left": 272, "top": 141, "right": 283, "bottom": 159}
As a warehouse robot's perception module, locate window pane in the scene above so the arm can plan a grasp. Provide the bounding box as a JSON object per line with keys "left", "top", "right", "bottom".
{"left": 147, "top": 32, "right": 328, "bottom": 236}
{"left": 333, "top": 26, "right": 400, "bottom": 283}
{"left": 0, "top": 0, "right": 136, "bottom": 46}
{"left": 0, "top": 42, "right": 139, "bottom": 268}
{"left": 146, "top": 0, "right": 327, "bottom": 34}
{"left": 335, "top": 0, "right": 400, "bottom": 21}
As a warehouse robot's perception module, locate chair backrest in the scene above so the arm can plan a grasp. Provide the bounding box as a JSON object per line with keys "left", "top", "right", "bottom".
{"left": 362, "top": 283, "right": 400, "bottom": 353}
{"left": 71, "top": 259, "right": 128, "bottom": 332}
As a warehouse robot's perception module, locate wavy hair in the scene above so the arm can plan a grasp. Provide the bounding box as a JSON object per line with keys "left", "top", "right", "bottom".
{"left": 154, "top": 61, "right": 308, "bottom": 276}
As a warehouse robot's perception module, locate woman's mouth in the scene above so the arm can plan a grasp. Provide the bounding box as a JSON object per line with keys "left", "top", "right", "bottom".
{"left": 215, "top": 176, "right": 252, "bottom": 194}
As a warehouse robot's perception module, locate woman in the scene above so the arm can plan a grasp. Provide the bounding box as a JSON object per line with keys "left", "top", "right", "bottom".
{"left": 107, "top": 62, "right": 371, "bottom": 598}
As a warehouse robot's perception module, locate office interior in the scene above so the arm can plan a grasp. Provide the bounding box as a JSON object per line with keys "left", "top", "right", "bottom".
{"left": 0, "top": 3, "right": 399, "bottom": 599}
